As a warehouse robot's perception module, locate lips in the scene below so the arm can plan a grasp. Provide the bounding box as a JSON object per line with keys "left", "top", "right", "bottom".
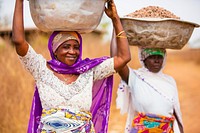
{"left": 66, "top": 56, "right": 77, "bottom": 61}
{"left": 154, "top": 65, "right": 161, "bottom": 68}
{"left": 153, "top": 65, "right": 161, "bottom": 69}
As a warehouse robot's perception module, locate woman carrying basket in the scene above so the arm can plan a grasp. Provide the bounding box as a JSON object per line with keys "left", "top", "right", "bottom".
{"left": 114, "top": 47, "right": 184, "bottom": 133}
{"left": 111, "top": 23, "right": 184, "bottom": 133}
{"left": 12, "top": 0, "right": 131, "bottom": 132}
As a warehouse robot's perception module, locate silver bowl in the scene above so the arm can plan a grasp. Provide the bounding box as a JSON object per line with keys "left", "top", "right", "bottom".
{"left": 121, "top": 17, "right": 200, "bottom": 49}
{"left": 29, "top": 0, "right": 107, "bottom": 33}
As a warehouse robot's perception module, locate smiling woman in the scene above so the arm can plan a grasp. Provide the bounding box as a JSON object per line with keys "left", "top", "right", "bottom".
{"left": 52, "top": 32, "right": 80, "bottom": 67}
{"left": 11, "top": 0, "right": 131, "bottom": 133}
{"left": 54, "top": 39, "right": 80, "bottom": 66}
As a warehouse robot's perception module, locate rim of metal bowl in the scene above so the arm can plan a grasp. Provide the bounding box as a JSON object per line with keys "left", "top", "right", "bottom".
{"left": 120, "top": 17, "right": 200, "bottom": 28}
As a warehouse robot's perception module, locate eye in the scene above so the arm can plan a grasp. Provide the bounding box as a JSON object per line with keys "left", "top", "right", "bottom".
{"left": 74, "top": 44, "right": 80, "bottom": 50}
{"left": 62, "top": 44, "right": 70, "bottom": 49}
{"left": 156, "top": 55, "right": 164, "bottom": 60}
{"left": 147, "top": 56, "right": 154, "bottom": 59}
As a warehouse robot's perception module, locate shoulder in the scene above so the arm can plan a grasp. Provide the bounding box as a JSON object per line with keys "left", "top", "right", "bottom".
{"left": 164, "top": 73, "right": 176, "bottom": 82}
{"left": 92, "top": 57, "right": 114, "bottom": 69}
{"left": 19, "top": 44, "right": 39, "bottom": 58}
{"left": 19, "top": 44, "right": 46, "bottom": 65}
{"left": 127, "top": 67, "right": 135, "bottom": 73}
{"left": 128, "top": 67, "right": 140, "bottom": 77}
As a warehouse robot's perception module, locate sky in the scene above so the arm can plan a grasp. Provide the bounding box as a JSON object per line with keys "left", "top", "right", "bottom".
{"left": 1, "top": 0, "right": 200, "bottom": 48}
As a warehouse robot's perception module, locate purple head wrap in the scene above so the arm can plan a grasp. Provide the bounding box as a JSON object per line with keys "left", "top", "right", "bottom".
{"left": 27, "top": 31, "right": 113, "bottom": 133}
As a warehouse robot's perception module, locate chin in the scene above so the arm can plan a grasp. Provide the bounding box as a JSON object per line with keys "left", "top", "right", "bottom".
{"left": 66, "top": 61, "right": 76, "bottom": 66}
{"left": 66, "top": 63, "right": 75, "bottom": 66}
{"left": 150, "top": 69, "right": 161, "bottom": 73}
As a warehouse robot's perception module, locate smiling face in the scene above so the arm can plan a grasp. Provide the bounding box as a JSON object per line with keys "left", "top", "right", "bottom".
{"left": 144, "top": 55, "right": 164, "bottom": 73}
{"left": 54, "top": 40, "right": 80, "bottom": 66}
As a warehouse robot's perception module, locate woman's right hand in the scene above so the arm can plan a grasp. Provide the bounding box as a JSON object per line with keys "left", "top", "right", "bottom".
{"left": 12, "top": 0, "right": 29, "bottom": 56}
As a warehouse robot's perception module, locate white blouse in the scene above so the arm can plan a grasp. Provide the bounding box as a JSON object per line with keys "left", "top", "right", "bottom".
{"left": 116, "top": 67, "right": 183, "bottom": 133}
{"left": 19, "top": 45, "right": 115, "bottom": 111}
{"left": 128, "top": 68, "right": 175, "bottom": 117}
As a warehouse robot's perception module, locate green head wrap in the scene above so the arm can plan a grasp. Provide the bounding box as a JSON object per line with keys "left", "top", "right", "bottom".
{"left": 141, "top": 48, "right": 166, "bottom": 61}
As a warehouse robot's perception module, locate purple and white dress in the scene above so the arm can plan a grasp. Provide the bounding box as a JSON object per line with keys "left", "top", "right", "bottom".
{"left": 19, "top": 45, "right": 116, "bottom": 133}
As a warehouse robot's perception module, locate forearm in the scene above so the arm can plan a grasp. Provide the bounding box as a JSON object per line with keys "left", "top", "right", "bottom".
{"left": 12, "top": 0, "right": 25, "bottom": 44}
{"left": 112, "top": 17, "right": 131, "bottom": 65}
{"left": 12, "top": 0, "right": 28, "bottom": 56}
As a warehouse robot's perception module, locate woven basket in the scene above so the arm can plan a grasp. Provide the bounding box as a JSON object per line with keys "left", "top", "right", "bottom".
{"left": 29, "top": 0, "right": 107, "bottom": 33}
{"left": 121, "top": 17, "right": 199, "bottom": 49}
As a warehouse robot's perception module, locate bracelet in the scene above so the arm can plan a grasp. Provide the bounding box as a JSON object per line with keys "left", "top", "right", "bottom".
{"left": 116, "top": 30, "right": 125, "bottom": 37}
{"left": 116, "top": 35, "right": 127, "bottom": 38}
{"left": 116, "top": 30, "right": 127, "bottom": 38}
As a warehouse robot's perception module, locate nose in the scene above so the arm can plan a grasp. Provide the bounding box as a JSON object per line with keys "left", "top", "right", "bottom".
{"left": 68, "top": 48, "right": 75, "bottom": 54}
{"left": 155, "top": 59, "right": 159, "bottom": 63}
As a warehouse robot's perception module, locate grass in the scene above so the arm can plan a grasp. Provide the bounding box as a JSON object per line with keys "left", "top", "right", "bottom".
{"left": 0, "top": 32, "right": 200, "bottom": 133}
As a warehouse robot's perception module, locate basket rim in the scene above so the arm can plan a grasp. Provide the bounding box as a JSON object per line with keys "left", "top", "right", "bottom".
{"left": 120, "top": 17, "right": 200, "bottom": 28}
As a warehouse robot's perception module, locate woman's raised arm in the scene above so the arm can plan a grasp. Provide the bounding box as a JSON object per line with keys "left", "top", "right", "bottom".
{"left": 105, "top": 0, "right": 131, "bottom": 83}
{"left": 12, "top": 0, "right": 29, "bottom": 56}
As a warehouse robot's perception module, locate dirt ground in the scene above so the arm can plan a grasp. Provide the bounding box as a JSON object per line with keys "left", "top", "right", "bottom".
{"left": 108, "top": 46, "right": 200, "bottom": 133}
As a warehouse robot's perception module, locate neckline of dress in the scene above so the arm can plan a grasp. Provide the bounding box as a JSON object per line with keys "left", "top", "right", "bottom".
{"left": 46, "top": 66, "right": 82, "bottom": 85}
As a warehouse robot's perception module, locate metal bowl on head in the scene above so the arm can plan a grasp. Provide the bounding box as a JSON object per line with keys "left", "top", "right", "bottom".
{"left": 29, "top": 0, "right": 107, "bottom": 33}
{"left": 121, "top": 17, "right": 200, "bottom": 49}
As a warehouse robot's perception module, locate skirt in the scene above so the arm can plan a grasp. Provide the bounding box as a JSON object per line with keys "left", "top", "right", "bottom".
{"left": 131, "top": 113, "right": 175, "bottom": 133}
{"left": 37, "top": 108, "right": 95, "bottom": 133}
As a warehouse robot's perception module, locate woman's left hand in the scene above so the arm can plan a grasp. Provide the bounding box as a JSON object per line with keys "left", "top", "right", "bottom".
{"left": 104, "top": 0, "right": 119, "bottom": 20}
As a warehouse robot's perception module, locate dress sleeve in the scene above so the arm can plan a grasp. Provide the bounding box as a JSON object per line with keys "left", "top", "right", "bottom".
{"left": 18, "top": 44, "right": 47, "bottom": 80}
{"left": 127, "top": 67, "right": 137, "bottom": 93}
{"left": 116, "top": 67, "right": 136, "bottom": 111}
{"left": 116, "top": 79, "right": 131, "bottom": 114}
{"left": 116, "top": 67, "right": 136, "bottom": 133}
{"left": 172, "top": 78, "right": 184, "bottom": 133}
{"left": 93, "top": 58, "right": 116, "bottom": 81}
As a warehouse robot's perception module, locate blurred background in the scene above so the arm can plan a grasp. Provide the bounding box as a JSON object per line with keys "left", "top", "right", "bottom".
{"left": 0, "top": 0, "right": 200, "bottom": 133}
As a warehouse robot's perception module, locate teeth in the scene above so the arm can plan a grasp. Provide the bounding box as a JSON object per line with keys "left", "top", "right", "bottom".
{"left": 67, "top": 57, "right": 76, "bottom": 60}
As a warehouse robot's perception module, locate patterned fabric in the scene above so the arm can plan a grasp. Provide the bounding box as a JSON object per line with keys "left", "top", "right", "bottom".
{"left": 140, "top": 48, "right": 166, "bottom": 61}
{"left": 27, "top": 31, "right": 114, "bottom": 133}
{"left": 131, "top": 113, "right": 174, "bottom": 133}
{"left": 37, "top": 108, "right": 95, "bottom": 133}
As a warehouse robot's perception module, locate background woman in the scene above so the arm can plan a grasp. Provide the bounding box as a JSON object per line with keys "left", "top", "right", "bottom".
{"left": 112, "top": 41, "right": 183, "bottom": 132}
